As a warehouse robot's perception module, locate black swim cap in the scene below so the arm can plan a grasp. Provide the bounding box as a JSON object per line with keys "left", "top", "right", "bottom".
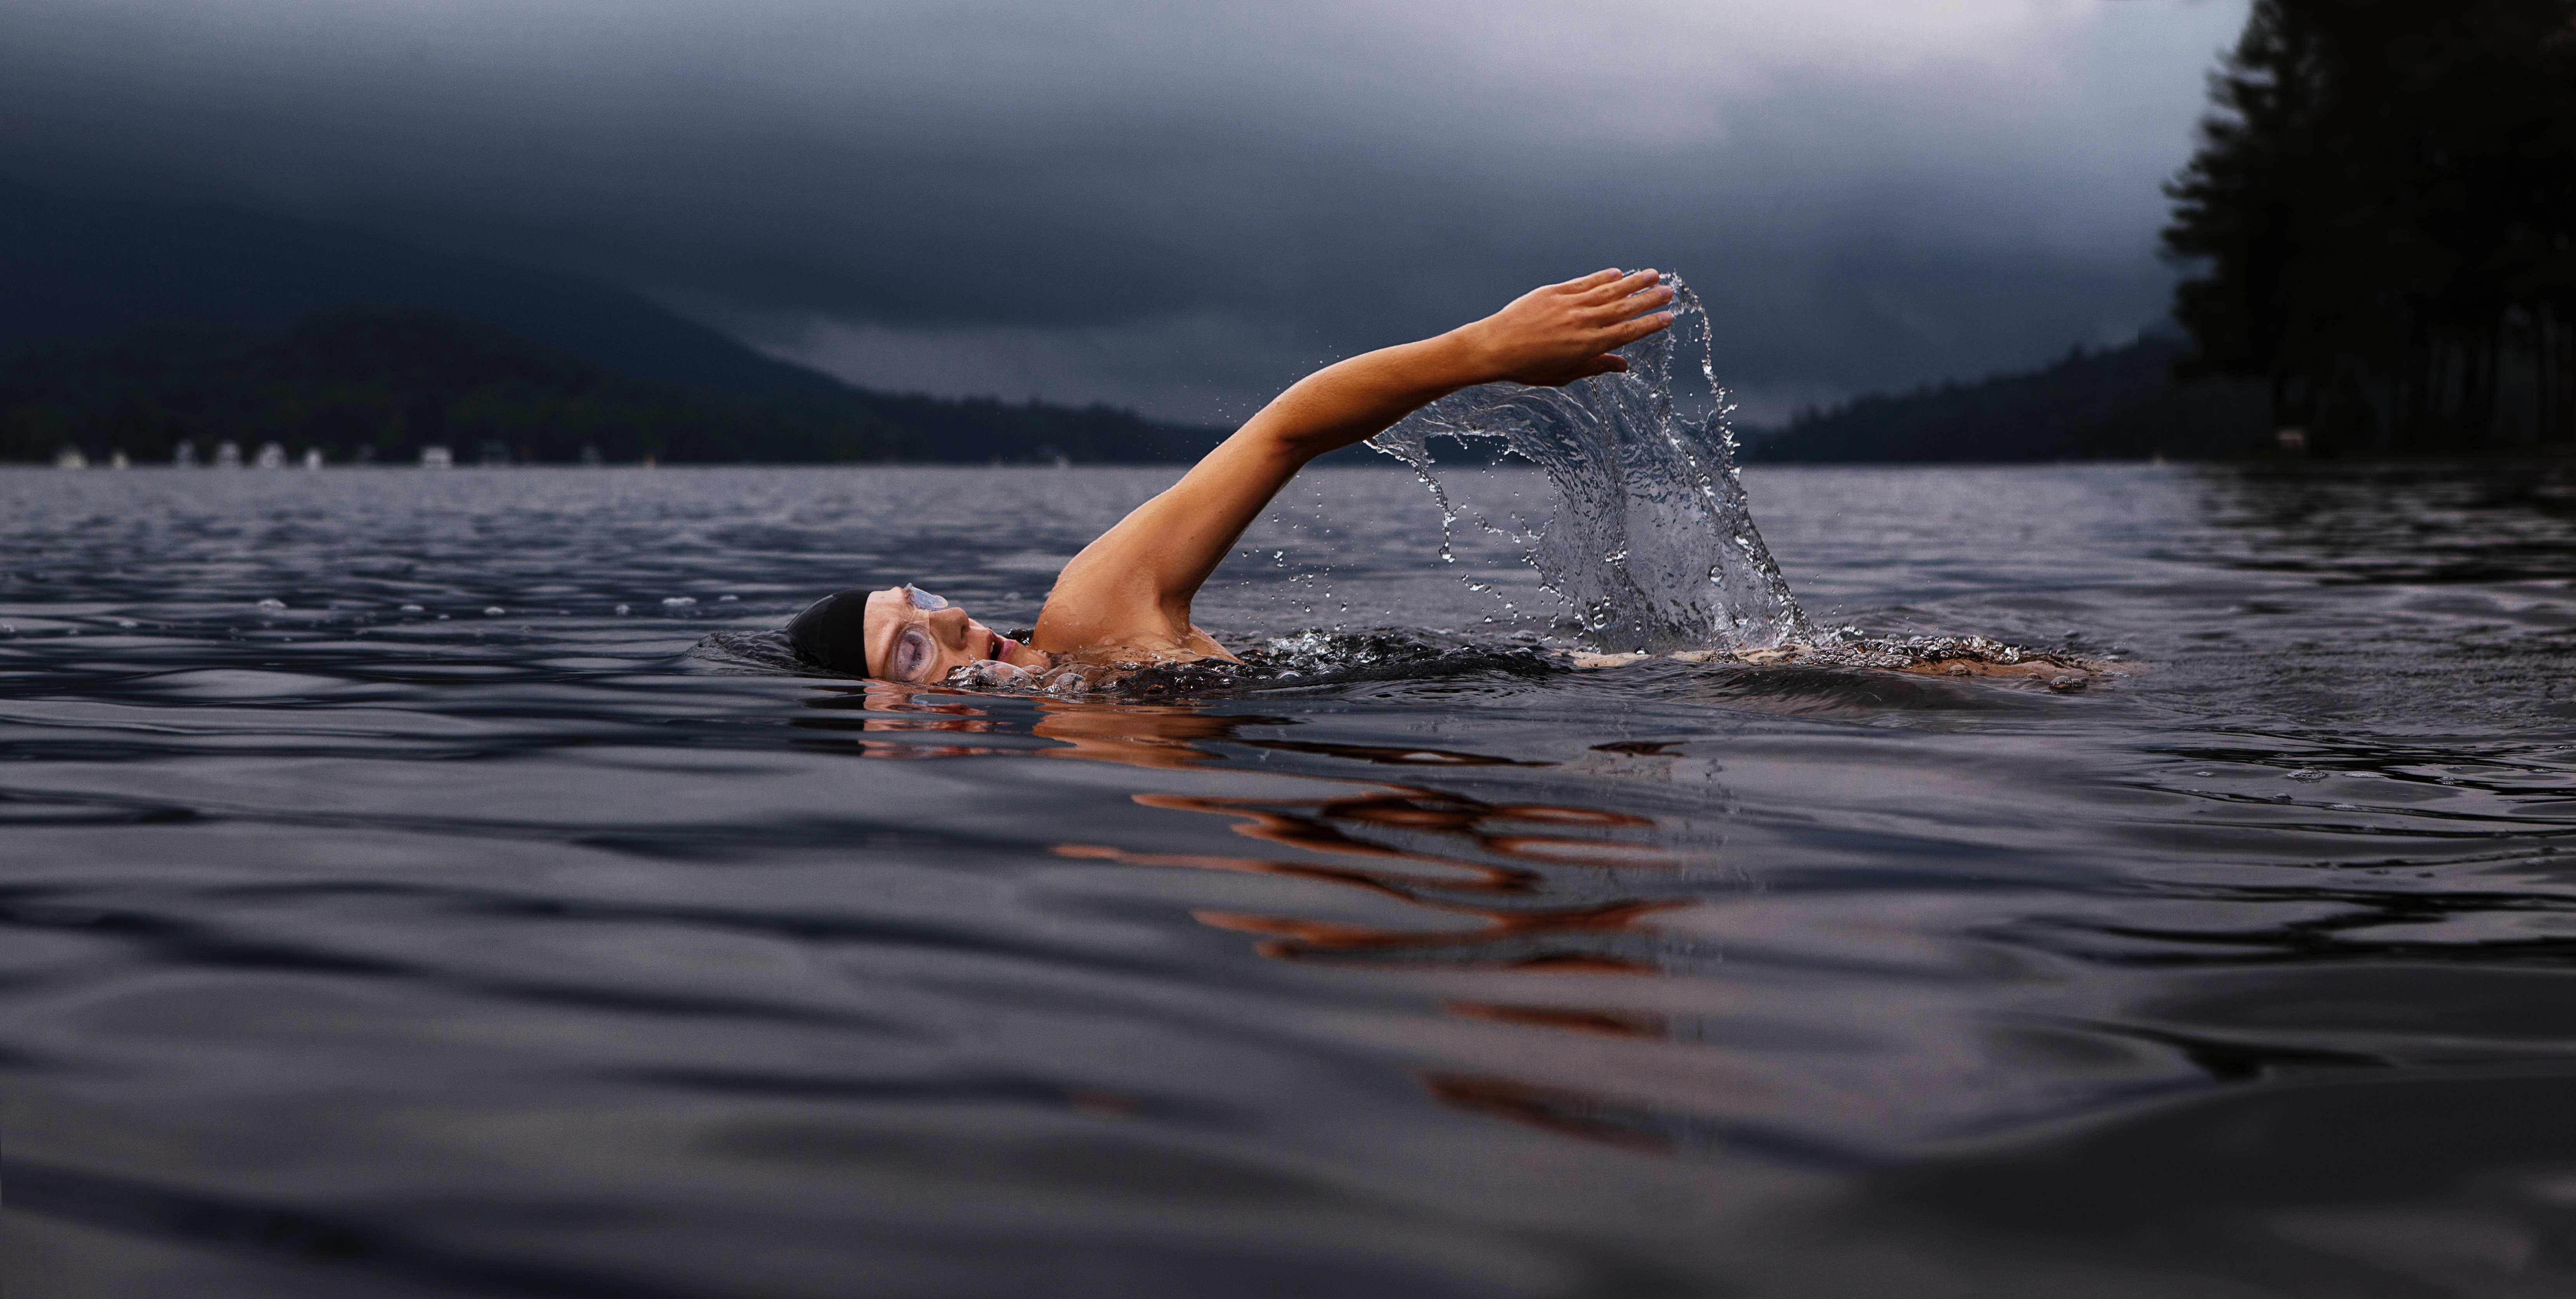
{"left": 786, "top": 589, "right": 876, "bottom": 676}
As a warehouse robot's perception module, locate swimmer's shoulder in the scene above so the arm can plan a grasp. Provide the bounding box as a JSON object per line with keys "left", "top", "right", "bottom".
{"left": 1048, "top": 636, "right": 1235, "bottom": 670}
{"left": 1022, "top": 625, "right": 1237, "bottom": 690}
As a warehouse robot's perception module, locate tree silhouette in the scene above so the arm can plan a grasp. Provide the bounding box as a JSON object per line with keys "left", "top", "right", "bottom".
{"left": 2164, "top": 0, "right": 2576, "bottom": 448}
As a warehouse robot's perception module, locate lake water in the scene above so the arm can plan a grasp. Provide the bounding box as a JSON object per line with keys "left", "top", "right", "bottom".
{"left": 5, "top": 461, "right": 2575, "bottom": 1298}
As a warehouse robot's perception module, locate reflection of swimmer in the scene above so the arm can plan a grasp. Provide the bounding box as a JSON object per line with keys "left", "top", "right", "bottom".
{"left": 1056, "top": 776, "right": 1688, "bottom": 975}
{"left": 809, "top": 685, "right": 1728, "bottom": 1148}
{"left": 786, "top": 270, "right": 1677, "bottom": 684}
{"left": 797, "top": 684, "right": 1265, "bottom": 767}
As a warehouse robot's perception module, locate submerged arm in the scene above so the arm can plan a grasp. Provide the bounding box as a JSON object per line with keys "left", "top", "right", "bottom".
{"left": 1034, "top": 268, "right": 1676, "bottom": 654}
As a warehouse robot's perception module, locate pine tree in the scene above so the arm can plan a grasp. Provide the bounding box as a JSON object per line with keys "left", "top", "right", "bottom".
{"left": 2163, "top": 0, "right": 2576, "bottom": 448}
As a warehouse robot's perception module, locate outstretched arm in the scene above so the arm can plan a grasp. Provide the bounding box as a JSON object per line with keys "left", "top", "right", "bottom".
{"left": 1032, "top": 268, "right": 1676, "bottom": 656}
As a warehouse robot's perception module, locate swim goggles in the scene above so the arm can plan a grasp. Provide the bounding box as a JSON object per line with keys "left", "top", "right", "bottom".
{"left": 883, "top": 584, "right": 951, "bottom": 681}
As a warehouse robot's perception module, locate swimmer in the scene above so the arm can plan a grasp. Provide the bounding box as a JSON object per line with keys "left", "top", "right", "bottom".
{"left": 788, "top": 268, "right": 1677, "bottom": 685}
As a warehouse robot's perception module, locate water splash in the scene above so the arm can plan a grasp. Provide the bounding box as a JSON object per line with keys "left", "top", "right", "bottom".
{"left": 1369, "top": 274, "right": 1809, "bottom": 653}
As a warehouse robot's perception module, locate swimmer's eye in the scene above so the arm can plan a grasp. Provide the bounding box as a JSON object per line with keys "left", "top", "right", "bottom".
{"left": 891, "top": 627, "right": 938, "bottom": 681}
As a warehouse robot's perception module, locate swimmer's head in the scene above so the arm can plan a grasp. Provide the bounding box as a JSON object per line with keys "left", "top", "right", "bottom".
{"left": 787, "top": 584, "right": 1048, "bottom": 682}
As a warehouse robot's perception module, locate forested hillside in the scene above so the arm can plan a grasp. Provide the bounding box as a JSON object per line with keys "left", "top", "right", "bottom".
{"left": 0, "top": 184, "right": 1223, "bottom": 463}
{"left": 0, "top": 309, "right": 1216, "bottom": 465}
{"left": 1745, "top": 335, "right": 2267, "bottom": 463}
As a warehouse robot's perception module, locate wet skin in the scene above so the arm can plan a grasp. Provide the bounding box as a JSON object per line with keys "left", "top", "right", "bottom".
{"left": 862, "top": 585, "right": 1052, "bottom": 683}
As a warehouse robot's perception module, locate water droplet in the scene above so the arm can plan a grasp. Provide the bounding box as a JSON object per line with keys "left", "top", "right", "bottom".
{"left": 2287, "top": 769, "right": 2328, "bottom": 781}
{"left": 1369, "top": 274, "right": 1806, "bottom": 654}
{"left": 662, "top": 596, "right": 697, "bottom": 607}
{"left": 255, "top": 598, "right": 287, "bottom": 611}
{"left": 484, "top": 606, "right": 506, "bottom": 616}
{"left": 718, "top": 594, "right": 738, "bottom": 602}
{"left": 614, "top": 604, "right": 631, "bottom": 615}
{"left": 399, "top": 604, "right": 424, "bottom": 613}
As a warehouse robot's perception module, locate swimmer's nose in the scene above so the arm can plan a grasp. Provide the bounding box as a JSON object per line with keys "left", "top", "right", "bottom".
{"left": 926, "top": 606, "right": 974, "bottom": 645}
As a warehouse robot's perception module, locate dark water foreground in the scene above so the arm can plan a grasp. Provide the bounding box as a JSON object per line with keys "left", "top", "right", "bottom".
{"left": 3, "top": 462, "right": 2573, "bottom": 1298}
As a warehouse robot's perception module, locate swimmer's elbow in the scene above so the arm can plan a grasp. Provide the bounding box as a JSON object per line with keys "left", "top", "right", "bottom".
{"left": 1238, "top": 398, "right": 1405, "bottom": 466}
{"left": 1254, "top": 332, "right": 1483, "bottom": 461}
{"left": 1220, "top": 416, "right": 1338, "bottom": 473}
{"left": 1263, "top": 423, "right": 1356, "bottom": 466}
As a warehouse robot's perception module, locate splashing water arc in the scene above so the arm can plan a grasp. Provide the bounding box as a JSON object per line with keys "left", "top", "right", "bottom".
{"left": 1369, "top": 275, "right": 1810, "bottom": 653}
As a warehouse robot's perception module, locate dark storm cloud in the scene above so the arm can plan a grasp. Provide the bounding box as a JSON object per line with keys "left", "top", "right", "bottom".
{"left": 0, "top": 0, "right": 2248, "bottom": 421}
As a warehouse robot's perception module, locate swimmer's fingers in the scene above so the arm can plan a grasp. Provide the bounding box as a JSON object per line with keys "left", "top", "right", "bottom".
{"left": 1544, "top": 352, "right": 1632, "bottom": 385}
{"left": 1596, "top": 305, "right": 1676, "bottom": 349}
{"left": 1582, "top": 278, "right": 1673, "bottom": 326}
{"left": 1558, "top": 267, "right": 1630, "bottom": 294}
{"left": 1541, "top": 308, "right": 1672, "bottom": 385}
{"left": 1575, "top": 267, "right": 1662, "bottom": 306}
{"left": 1542, "top": 305, "right": 1670, "bottom": 385}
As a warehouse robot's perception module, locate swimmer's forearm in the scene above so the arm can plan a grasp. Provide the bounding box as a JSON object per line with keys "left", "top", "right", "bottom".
{"left": 1037, "top": 359, "right": 1455, "bottom": 648}
{"left": 1240, "top": 333, "right": 1485, "bottom": 461}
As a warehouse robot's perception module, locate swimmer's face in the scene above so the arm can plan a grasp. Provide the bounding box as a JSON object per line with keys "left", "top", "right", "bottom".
{"left": 864, "top": 584, "right": 1049, "bottom": 683}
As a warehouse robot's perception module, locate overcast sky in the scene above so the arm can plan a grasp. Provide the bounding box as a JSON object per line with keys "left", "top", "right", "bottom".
{"left": 0, "top": 0, "right": 2249, "bottom": 423}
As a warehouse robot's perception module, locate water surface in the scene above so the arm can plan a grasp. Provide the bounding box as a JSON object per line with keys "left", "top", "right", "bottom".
{"left": 4, "top": 461, "right": 2574, "bottom": 1297}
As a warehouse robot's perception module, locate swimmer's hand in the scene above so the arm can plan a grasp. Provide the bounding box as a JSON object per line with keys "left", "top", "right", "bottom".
{"left": 1452, "top": 268, "right": 1676, "bottom": 388}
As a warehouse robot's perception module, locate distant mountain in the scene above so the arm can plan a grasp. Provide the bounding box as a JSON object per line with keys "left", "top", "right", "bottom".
{"left": 0, "top": 181, "right": 1222, "bottom": 462}
{"left": 0, "top": 181, "right": 849, "bottom": 397}
{"left": 0, "top": 308, "right": 912, "bottom": 465}
{"left": 1743, "top": 334, "right": 2268, "bottom": 463}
